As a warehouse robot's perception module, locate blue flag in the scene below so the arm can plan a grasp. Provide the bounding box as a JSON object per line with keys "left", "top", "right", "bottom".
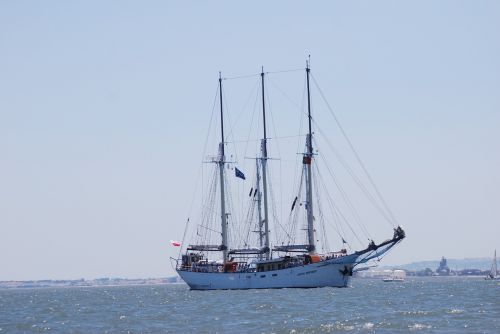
{"left": 235, "top": 167, "right": 246, "bottom": 180}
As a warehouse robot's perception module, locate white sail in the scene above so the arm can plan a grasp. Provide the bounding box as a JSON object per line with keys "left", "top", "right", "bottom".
{"left": 485, "top": 250, "right": 499, "bottom": 280}
{"left": 490, "top": 250, "right": 498, "bottom": 278}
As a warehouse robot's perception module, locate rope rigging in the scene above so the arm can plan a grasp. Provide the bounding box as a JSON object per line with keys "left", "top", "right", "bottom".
{"left": 313, "top": 121, "right": 396, "bottom": 226}
{"left": 313, "top": 155, "right": 366, "bottom": 248}
{"left": 182, "top": 65, "right": 401, "bottom": 265}
{"left": 310, "top": 73, "right": 399, "bottom": 227}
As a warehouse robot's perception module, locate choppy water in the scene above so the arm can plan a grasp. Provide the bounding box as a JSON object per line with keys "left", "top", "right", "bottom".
{"left": 0, "top": 277, "right": 498, "bottom": 333}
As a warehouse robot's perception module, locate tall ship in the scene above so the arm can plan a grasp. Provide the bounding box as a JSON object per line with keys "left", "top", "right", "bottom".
{"left": 174, "top": 62, "right": 406, "bottom": 290}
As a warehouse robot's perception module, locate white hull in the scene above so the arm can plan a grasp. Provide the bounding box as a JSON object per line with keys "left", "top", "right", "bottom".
{"left": 177, "top": 254, "right": 358, "bottom": 290}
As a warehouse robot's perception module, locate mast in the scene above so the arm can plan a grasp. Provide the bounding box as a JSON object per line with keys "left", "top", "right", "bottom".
{"left": 305, "top": 61, "right": 316, "bottom": 253}
{"left": 255, "top": 159, "right": 264, "bottom": 260}
{"left": 218, "top": 72, "right": 228, "bottom": 263}
{"left": 493, "top": 250, "right": 498, "bottom": 277}
{"left": 261, "top": 67, "right": 271, "bottom": 259}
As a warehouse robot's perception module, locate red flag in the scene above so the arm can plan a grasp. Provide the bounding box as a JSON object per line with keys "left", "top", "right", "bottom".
{"left": 170, "top": 240, "right": 181, "bottom": 247}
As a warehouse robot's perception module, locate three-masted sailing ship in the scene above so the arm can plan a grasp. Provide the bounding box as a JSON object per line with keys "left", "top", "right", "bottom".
{"left": 174, "top": 63, "right": 405, "bottom": 290}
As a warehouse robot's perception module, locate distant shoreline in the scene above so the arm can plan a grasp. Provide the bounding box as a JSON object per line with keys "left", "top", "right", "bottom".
{"left": 0, "top": 277, "right": 184, "bottom": 290}
{"left": 2, "top": 256, "right": 494, "bottom": 289}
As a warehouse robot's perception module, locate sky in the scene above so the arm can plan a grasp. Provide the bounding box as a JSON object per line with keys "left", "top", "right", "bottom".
{"left": 1, "top": 1, "right": 499, "bottom": 280}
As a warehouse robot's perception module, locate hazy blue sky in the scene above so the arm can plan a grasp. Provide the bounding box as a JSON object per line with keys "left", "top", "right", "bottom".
{"left": 1, "top": 1, "right": 499, "bottom": 280}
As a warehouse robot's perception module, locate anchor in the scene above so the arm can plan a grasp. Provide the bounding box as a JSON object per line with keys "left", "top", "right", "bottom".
{"left": 339, "top": 265, "right": 353, "bottom": 276}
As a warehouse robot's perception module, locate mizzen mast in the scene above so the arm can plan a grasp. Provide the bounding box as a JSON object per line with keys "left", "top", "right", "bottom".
{"left": 218, "top": 72, "right": 229, "bottom": 263}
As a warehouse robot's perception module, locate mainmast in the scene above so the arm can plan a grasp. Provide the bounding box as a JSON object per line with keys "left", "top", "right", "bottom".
{"left": 305, "top": 61, "right": 316, "bottom": 253}
{"left": 218, "top": 72, "right": 229, "bottom": 263}
{"left": 261, "top": 67, "right": 271, "bottom": 259}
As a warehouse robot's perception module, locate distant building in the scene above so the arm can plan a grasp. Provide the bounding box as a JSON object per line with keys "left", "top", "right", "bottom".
{"left": 436, "top": 256, "right": 450, "bottom": 275}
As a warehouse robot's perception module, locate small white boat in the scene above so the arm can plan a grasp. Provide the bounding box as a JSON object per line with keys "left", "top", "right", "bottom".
{"left": 383, "top": 269, "right": 406, "bottom": 282}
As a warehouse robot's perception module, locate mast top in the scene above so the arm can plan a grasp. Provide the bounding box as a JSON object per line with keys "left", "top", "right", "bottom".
{"left": 218, "top": 71, "right": 225, "bottom": 156}
{"left": 306, "top": 58, "right": 313, "bottom": 155}
{"left": 261, "top": 66, "right": 267, "bottom": 145}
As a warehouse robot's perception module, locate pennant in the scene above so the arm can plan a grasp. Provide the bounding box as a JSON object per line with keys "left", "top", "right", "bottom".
{"left": 235, "top": 167, "right": 246, "bottom": 180}
{"left": 170, "top": 240, "right": 181, "bottom": 247}
{"left": 291, "top": 196, "right": 298, "bottom": 211}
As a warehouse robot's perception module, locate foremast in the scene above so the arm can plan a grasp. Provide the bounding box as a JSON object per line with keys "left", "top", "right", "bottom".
{"left": 260, "top": 67, "right": 271, "bottom": 260}
{"left": 218, "top": 72, "right": 229, "bottom": 263}
{"left": 305, "top": 61, "right": 316, "bottom": 254}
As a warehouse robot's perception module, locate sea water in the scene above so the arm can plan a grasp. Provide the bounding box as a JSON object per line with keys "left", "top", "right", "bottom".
{"left": 0, "top": 277, "right": 498, "bottom": 333}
